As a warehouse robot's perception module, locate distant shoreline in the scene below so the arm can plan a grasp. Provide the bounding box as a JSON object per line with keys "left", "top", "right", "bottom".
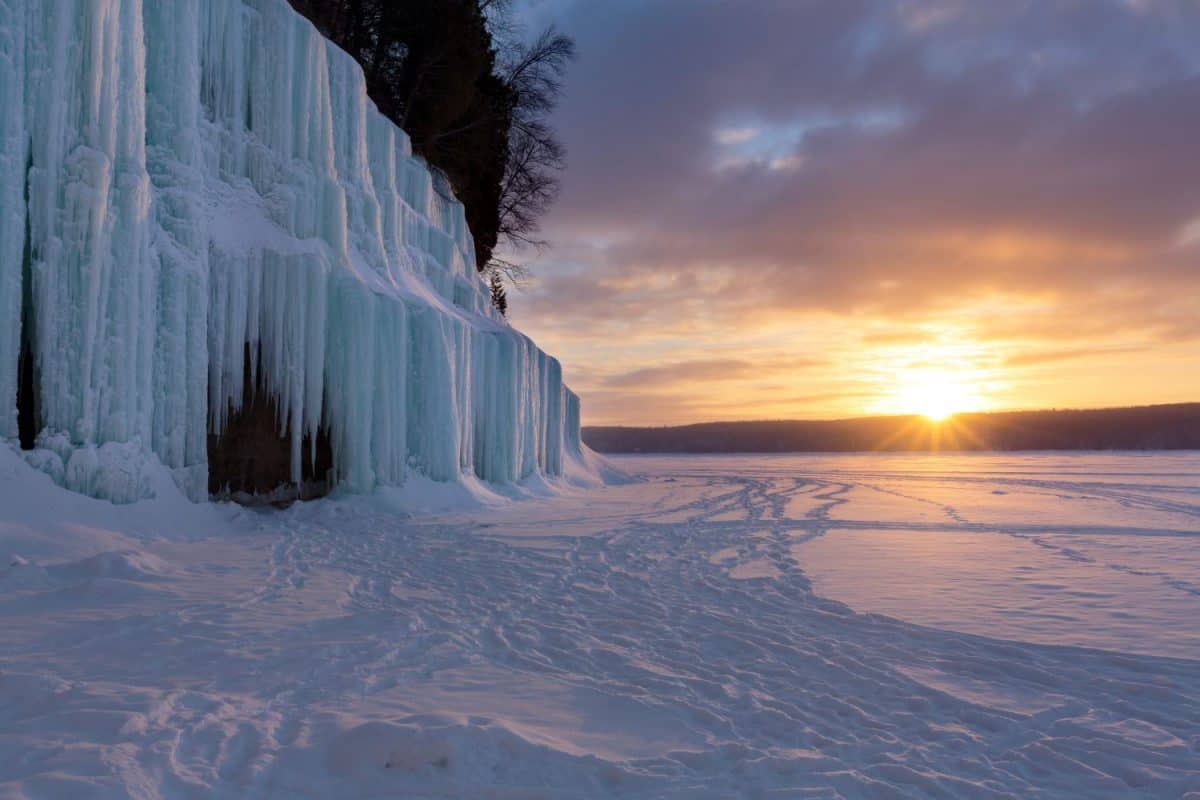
{"left": 584, "top": 403, "right": 1200, "bottom": 453}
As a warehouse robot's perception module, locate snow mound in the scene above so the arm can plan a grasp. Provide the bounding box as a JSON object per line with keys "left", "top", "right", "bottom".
{"left": 0, "top": 550, "right": 169, "bottom": 593}
{"left": 0, "top": 555, "right": 54, "bottom": 591}
{"left": 47, "top": 550, "right": 170, "bottom": 584}
{"left": 292, "top": 715, "right": 642, "bottom": 796}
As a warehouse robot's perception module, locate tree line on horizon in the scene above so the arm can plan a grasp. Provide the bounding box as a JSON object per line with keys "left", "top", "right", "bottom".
{"left": 287, "top": 0, "right": 575, "bottom": 315}
{"left": 583, "top": 404, "right": 1200, "bottom": 453}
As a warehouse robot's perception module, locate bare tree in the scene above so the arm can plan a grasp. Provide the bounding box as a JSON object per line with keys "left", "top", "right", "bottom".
{"left": 494, "top": 26, "right": 575, "bottom": 262}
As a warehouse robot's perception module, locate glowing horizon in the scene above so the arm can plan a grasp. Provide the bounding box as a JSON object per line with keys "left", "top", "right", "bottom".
{"left": 510, "top": 309, "right": 1199, "bottom": 426}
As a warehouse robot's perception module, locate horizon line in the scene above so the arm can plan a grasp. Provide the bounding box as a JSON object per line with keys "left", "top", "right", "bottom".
{"left": 584, "top": 401, "right": 1200, "bottom": 430}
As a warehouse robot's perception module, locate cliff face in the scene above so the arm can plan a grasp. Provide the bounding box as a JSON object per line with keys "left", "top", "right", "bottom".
{"left": 0, "top": 0, "right": 583, "bottom": 503}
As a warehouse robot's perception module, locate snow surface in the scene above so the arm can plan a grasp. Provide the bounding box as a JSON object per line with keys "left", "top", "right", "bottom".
{"left": 3, "top": 449, "right": 1199, "bottom": 798}
{"left": 0, "top": 0, "right": 584, "bottom": 502}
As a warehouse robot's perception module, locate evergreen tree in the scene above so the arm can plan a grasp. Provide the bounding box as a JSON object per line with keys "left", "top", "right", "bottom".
{"left": 488, "top": 267, "right": 508, "bottom": 316}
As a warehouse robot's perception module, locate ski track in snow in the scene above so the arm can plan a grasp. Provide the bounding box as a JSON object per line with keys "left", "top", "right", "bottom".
{"left": 2, "top": 452, "right": 1200, "bottom": 798}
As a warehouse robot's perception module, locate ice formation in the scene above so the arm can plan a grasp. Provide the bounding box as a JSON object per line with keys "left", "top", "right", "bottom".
{"left": 0, "top": 0, "right": 584, "bottom": 502}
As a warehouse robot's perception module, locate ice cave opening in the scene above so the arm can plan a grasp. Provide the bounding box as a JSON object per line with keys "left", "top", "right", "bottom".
{"left": 207, "top": 343, "right": 333, "bottom": 505}
{"left": 16, "top": 162, "right": 37, "bottom": 452}
{"left": 16, "top": 316, "right": 36, "bottom": 451}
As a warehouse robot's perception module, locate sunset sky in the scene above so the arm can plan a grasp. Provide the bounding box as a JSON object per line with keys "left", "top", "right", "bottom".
{"left": 507, "top": 0, "right": 1200, "bottom": 426}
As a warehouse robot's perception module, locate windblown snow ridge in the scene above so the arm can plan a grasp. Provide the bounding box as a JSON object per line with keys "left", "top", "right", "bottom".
{"left": 0, "top": 0, "right": 585, "bottom": 502}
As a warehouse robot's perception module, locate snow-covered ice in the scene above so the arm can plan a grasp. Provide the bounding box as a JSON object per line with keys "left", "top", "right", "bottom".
{"left": 0, "top": 0, "right": 584, "bottom": 503}
{"left": 2, "top": 449, "right": 1199, "bottom": 798}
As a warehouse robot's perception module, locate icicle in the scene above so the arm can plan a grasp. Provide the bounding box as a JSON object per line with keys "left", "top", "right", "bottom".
{"left": 1, "top": 0, "right": 585, "bottom": 503}
{"left": 0, "top": 0, "right": 28, "bottom": 440}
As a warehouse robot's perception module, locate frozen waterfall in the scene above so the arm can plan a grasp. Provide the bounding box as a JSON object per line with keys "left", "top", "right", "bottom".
{"left": 0, "top": 0, "right": 585, "bottom": 502}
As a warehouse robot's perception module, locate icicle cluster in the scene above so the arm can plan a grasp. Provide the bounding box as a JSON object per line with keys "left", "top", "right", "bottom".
{"left": 0, "top": 0, "right": 583, "bottom": 501}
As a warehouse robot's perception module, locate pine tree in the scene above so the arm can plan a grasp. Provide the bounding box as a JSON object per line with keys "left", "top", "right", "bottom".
{"left": 488, "top": 267, "right": 508, "bottom": 316}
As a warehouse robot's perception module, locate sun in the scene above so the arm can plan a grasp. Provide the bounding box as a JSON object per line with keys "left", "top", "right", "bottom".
{"left": 891, "top": 370, "right": 982, "bottom": 421}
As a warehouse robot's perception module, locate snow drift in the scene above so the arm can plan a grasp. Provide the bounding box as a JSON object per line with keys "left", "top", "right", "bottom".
{"left": 0, "top": 0, "right": 585, "bottom": 502}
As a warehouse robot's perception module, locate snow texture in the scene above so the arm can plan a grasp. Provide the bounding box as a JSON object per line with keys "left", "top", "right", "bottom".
{"left": 0, "top": 0, "right": 584, "bottom": 502}
{"left": 1, "top": 449, "right": 1199, "bottom": 798}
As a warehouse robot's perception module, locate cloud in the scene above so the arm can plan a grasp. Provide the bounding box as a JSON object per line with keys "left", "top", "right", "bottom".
{"left": 713, "top": 126, "right": 759, "bottom": 146}
{"left": 1002, "top": 345, "right": 1146, "bottom": 368}
{"left": 506, "top": 0, "right": 1200, "bottom": 423}
{"left": 601, "top": 356, "right": 824, "bottom": 388}
{"left": 602, "top": 359, "right": 756, "bottom": 388}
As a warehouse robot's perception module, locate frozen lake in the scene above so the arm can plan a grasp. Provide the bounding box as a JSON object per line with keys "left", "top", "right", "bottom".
{"left": 2, "top": 449, "right": 1199, "bottom": 797}
{"left": 622, "top": 452, "right": 1200, "bottom": 659}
